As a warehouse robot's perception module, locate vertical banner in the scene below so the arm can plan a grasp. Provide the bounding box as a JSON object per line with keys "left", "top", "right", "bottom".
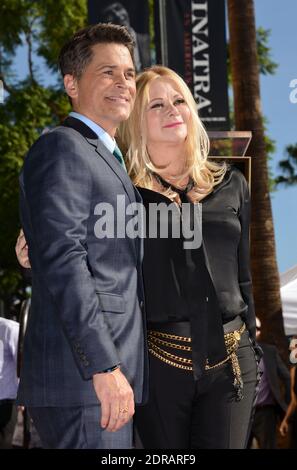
{"left": 155, "top": 0, "right": 229, "bottom": 130}
{"left": 88, "top": 1, "right": 151, "bottom": 72}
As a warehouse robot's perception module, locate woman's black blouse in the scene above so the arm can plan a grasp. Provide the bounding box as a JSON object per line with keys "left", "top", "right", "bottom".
{"left": 137, "top": 166, "right": 256, "bottom": 340}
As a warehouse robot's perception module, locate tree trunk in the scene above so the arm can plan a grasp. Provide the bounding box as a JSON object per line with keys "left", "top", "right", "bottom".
{"left": 227, "top": 0, "right": 287, "bottom": 359}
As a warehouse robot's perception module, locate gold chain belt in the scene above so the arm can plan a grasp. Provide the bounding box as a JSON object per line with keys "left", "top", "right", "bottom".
{"left": 148, "top": 323, "right": 246, "bottom": 400}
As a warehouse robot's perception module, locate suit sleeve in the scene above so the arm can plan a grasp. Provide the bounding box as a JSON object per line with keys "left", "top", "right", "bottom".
{"left": 238, "top": 174, "right": 256, "bottom": 340}
{"left": 22, "top": 129, "right": 120, "bottom": 379}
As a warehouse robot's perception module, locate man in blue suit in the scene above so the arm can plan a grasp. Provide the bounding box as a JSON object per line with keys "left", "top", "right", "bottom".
{"left": 17, "top": 23, "right": 147, "bottom": 449}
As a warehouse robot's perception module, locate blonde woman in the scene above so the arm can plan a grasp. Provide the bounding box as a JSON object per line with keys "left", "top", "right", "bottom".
{"left": 119, "top": 65, "right": 259, "bottom": 449}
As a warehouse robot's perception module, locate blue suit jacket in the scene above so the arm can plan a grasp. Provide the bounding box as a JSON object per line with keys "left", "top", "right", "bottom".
{"left": 17, "top": 117, "right": 148, "bottom": 406}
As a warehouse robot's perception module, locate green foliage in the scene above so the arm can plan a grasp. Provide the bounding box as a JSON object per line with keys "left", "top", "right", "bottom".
{"left": 37, "top": 0, "right": 88, "bottom": 71}
{"left": 0, "top": 1, "right": 30, "bottom": 53}
{"left": 0, "top": 0, "right": 86, "bottom": 308}
{"left": 148, "top": 0, "right": 156, "bottom": 55}
{"left": 0, "top": 1, "right": 87, "bottom": 70}
{"left": 275, "top": 144, "right": 297, "bottom": 187}
{"left": 256, "top": 27, "right": 278, "bottom": 76}
{"left": 262, "top": 116, "right": 277, "bottom": 191}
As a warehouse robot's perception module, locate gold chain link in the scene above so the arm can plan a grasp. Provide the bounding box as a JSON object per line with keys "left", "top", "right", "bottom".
{"left": 149, "top": 330, "right": 191, "bottom": 342}
{"left": 148, "top": 324, "right": 246, "bottom": 372}
{"left": 147, "top": 333, "right": 191, "bottom": 351}
{"left": 148, "top": 348, "right": 193, "bottom": 371}
{"left": 148, "top": 340, "right": 193, "bottom": 364}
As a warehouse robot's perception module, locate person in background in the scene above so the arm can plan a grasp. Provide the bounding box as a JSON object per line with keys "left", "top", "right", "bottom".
{"left": 249, "top": 317, "right": 290, "bottom": 448}
{"left": 0, "top": 316, "right": 19, "bottom": 448}
{"left": 100, "top": 2, "right": 151, "bottom": 72}
{"left": 279, "top": 337, "right": 297, "bottom": 448}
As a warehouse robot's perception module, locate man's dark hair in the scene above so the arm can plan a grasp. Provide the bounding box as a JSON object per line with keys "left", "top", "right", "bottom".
{"left": 58, "top": 23, "right": 135, "bottom": 80}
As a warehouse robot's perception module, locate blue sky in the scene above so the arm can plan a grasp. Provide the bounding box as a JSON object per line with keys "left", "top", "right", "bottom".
{"left": 12, "top": 0, "right": 296, "bottom": 274}
{"left": 254, "top": 0, "right": 297, "bottom": 273}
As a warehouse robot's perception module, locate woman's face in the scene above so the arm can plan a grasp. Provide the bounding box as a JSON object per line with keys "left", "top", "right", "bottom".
{"left": 145, "top": 78, "right": 191, "bottom": 147}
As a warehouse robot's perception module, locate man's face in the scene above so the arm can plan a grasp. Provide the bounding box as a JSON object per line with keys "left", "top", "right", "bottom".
{"left": 65, "top": 43, "right": 136, "bottom": 136}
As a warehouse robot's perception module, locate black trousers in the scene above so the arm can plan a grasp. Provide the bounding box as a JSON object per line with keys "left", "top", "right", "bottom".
{"left": 135, "top": 330, "right": 258, "bottom": 449}
{"left": 249, "top": 405, "right": 278, "bottom": 449}
{"left": 0, "top": 400, "right": 18, "bottom": 449}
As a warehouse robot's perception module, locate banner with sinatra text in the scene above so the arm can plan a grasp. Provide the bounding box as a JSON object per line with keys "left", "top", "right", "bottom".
{"left": 154, "top": 0, "right": 229, "bottom": 130}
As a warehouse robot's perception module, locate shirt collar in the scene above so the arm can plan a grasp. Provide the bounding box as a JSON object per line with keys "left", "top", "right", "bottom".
{"left": 69, "top": 111, "right": 116, "bottom": 154}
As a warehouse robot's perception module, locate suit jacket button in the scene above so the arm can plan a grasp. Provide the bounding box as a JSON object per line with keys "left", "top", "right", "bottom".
{"left": 206, "top": 297, "right": 209, "bottom": 302}
{"left": 140, "top": 301, "right": 144, "bottom": 310}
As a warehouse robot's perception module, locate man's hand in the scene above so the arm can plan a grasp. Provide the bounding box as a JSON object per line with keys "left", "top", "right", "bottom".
{"left": 93, "top": 367, "right": 134, "bottom": 432}
{"left": 15, "top": 229, "right": 31, "bottom": 268}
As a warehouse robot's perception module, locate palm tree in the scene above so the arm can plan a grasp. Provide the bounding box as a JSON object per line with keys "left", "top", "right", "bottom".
{"left": 227, "top": 0, "right": 287, "bottom": 357}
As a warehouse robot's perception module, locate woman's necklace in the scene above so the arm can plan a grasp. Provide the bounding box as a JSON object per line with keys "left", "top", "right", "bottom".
{"left": 152, "top": 172, "right": 195, "bottom": 198}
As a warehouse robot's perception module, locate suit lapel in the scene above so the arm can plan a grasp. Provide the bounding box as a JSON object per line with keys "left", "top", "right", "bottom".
{"left": 62, "top": 116, "right": 136, "bottom": 205}
{"left": 90, "top": 138, "right": 137, "bottom": 205}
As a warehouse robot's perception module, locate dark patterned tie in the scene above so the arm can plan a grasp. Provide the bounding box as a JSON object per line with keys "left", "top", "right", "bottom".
{"left": 113, "top": 145, "right": 126, "bottom": 171}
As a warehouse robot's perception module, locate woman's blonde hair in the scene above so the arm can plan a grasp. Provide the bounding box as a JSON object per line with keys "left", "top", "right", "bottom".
{"left": 118, "top": 65, "right": 226, "bottom": 200}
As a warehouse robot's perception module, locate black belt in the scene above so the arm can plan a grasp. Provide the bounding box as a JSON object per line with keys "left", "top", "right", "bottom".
{"left": 223, "top": 316, "right": 244, "bottom": 334}
{"left": 147, "top": 321, "right": 191, "bottom": 337}
{"left": 148, "top": 316, "right": 244, "bottom": 336}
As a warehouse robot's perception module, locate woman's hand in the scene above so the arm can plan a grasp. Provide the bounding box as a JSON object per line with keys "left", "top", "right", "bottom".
{"left": 279, "top": 418, "right": 289, "bottom": 437}
{"left": 15, "top": 229, "right": 31, "bottom": 269}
